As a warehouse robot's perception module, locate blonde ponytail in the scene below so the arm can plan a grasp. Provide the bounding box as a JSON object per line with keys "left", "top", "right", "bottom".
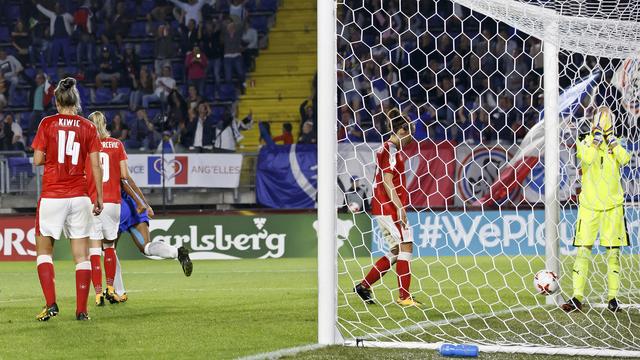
{"left": 88, "top": 111, "right": 110, "bottom": 139}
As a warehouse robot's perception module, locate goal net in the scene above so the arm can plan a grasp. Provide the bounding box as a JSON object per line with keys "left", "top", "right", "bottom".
{"left": 324, "top": 0, "right": 640, "bottom": 356}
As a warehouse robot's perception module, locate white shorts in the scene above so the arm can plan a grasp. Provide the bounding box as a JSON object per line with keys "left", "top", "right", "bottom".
{"left": 375, "top": 215, "right": 413, "bottom": 247}
{"left": 37, "top": 197, "right": 93, "bottom": 239}
{"left": 90, "top": 203, "right": 121, "bottom": 241}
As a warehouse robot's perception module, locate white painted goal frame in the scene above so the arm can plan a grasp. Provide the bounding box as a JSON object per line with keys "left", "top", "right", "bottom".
{"left": 317, "top": 0, "right": 640, "bottom": 357}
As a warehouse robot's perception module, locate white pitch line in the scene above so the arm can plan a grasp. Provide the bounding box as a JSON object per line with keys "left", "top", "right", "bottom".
{"left": 363, "top": 305, "right": 540, "bottom": 341}
{"left": 236, "top": 343, "right": 326, "bottom": 360}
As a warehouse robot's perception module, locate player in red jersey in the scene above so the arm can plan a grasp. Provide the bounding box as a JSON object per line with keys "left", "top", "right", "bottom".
{"left": 84, "top": 111, "right": 128, "bottom": 306}
{"left": 354, "top": 109, "right": 421, "bottom": 307}
{"left": 32, "top": 78, "right": 103, "bottom": 321}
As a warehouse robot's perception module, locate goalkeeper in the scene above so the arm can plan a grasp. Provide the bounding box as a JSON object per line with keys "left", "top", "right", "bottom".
{"left": 562, "top": 107, "right": 630, "bottom": 313}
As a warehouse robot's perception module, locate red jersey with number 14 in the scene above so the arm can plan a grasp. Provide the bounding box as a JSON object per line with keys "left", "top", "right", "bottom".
{"left": 86, "top": 137, "right": 127, "bottom": 204}
{"left": 32, "top": 114, "right": 102, "bottom": 198}
{"left": 371, "top": 141, "right": 409, "bottom": 219}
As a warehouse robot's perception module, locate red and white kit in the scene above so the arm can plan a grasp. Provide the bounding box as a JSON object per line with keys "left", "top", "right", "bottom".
{"left": 371, "top": 141, "right": 413, "bottom": 246}
{"left": 32, "top": 114, "right": 102, "bottom": 239}
{"left": 86, "top": 137, "right": 128, "bottom": 241}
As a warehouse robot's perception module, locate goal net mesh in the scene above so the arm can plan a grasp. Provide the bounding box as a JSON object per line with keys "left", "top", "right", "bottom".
{"left": 335, "top": 0, "right": 640, "bottom": 353}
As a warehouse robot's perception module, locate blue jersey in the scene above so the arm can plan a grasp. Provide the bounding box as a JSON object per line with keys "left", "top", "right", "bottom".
{"left": 119, "top": 191, "right": 149, "bottom": 233}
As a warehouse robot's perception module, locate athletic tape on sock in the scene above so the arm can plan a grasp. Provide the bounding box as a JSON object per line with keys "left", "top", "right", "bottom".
{"left": 89, "top": 248, "right": 102, "bottom": 256}
{"left": 103, "top": 241, "right": 115, "bottom": 248}
{"left": 131, "top": 228, "right": 146, "bottom": 247}
{"left": 143, "top": 241, "right": 151, "bottom": 256}
{"left": 397, "top": 252, "right": 412, "bottom": 261}
{"left": 75, "top": 261, "right": 91, "bottom": 271}
{"left": 385, "top": 252, "right": 398, "bottom": 265}
{"left": 36, "top": 254, "right": 53, "bottom": 265}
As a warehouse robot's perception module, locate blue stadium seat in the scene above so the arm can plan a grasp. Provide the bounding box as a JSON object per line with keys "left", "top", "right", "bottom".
{"left": 245, "top": 0, "right": 257, "bottom": 11}
{"left": 211, "top": 106, "right": 226, "bottom": 119}
{"left": 7, "top": 5, "right": 20, "bottom": 21}
{"left": 257, "top": 0, "right": 278, "bottom": 12}
{"left": 103, "top": 110, "right": 118, "bottom": 122}
{"left": 8, "top": 157, "right": 33, "bottom": 178}
{"left": 250, "top": 16, "right": 269, "bottom": 33}
{"left": 12, "top": 89, "right": 28, "bottom": 107}
{"left": 77, "top": 85, "right": 90, "bottom": 105}
{"left": 94, "top": 88, "right": 113, "bottom": 104}
{"left": 146, "top": 108, "right": 160, "bottom": 120}
{"left": 204, "top": 84, "right": 215, "bottom": 100}
{"left": 24, "top": 68, "right": 37, "bottom": 79}
{"left": 0, "top": 27, "right": 10, "bottom": 42}
{"left": 217, "top": 83, "right": 237, "bottom": 101}
{"left": 172, "top": 63, "right": 185, "bottom": 78}
{"left": 139, "top": 42, "right": 155, "bottom": 59}
{"left": 19, "top": 112, "right": 31, "bottom": 129}
{"left": 129, "top": 22, "right": 147, "bottom": 38}
{"left": 140, "top": 0, "right": 155, "bottom": 15}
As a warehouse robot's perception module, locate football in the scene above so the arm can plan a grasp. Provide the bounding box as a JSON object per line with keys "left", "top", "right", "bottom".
{"left": 534, "top": 270, "right": 559, "bottom": 295}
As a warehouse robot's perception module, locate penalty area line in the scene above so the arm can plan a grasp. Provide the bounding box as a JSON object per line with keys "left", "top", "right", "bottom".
{"left": 236, "top": 343, "right": 327, "bottom": 360}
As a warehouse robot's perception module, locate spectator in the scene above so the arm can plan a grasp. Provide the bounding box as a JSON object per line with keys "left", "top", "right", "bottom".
{"left": 299, "top": 97, "right": 315, "bottom": 125}
{"left": 36, "top": 2, "right": 74, "bottom": 68}
{"left": 223, "top": 20, "right": 245, "bottom": 91}
{"left": 169, "top": 0, "right": 208, "bottom": 26}
{"left": 272, "top": 123, "right": 294, "bottom": 145}
{"left": 121, "top": 43, "right": 140, "bottom": 89}
{"left": 200, "top": 18, "right": 223, "bottom": 83}
{"left": 148, "top": 0, "right": 172, "bottom": 22}
{"left": 0, "top": 50, "right": 23, "bottom": 106}
{"left": 154, "top": 24, "right": 176, "bottom": 75}
{"left": 258, "top": 121, "right": 272, "bottom": 146}
{"left": 105, "top": 1, "right": 134, "bottom": 49}
{"left": 95, "top": 43, "right": 122, "bottom": 98}
{"left": 29, "top": 19, "right": 50, "bottom": 69}
{"left": 184, "top": 101, "right": 216, "bottom": 151}
{"left": 109, "top": 112, "right": 129, "bottom": 142}
{"left": 242, "top": 20, "right": 258, "bottom": 72}
{"left": 167, "top": 89, "right": 189, "bottom": 128}
{"left": 28, "top": 72, "right": 54, "bottom": 136}
{"left": 11, "top": 19, "right": 31, "bottom": 66}
{"left": 180, "top": 19, "right": 199, "bottom": 54}
{"left": 298, "top": 121, "right": 317, "bottom": 144}
{"left": 185, "top": 46, "right": 208, "bottom": 96}
{"left": 129, "top": 65, "right": 154, "bottom": 111}
{"left": 143, "top": 65, "right": 176, "bottom": 110}
{"left": 0, "top": 114, "right": 23, "bottom": 150}
{"left": 187, "top": 84, "right": 202, "bottom": 110}
{"left": 74, "top": 2, "right": 95, "bottom": 71}
{"left": 229, "top": 0, "right": 247, "bottom": 22}
{"left": 127, "top": 108, "right": 159, "bottom": 150}
{"left": 214, "top": 108, "right": 252, "bottom": 151}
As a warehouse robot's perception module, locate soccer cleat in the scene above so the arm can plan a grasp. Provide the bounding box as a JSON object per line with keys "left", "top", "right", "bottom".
{"left": 354, "top": 283, "right": 375, "bottom": 304}
{"left": 76, "top": 312, "right": 90, "bottom": 321}
{"left": 396, "top": 296, "right": 423, "bottom": 307}
{"left": 177, "top": 246, "right": 193, "bottom": 277}
{"left": 118, "top": 293, "right": 128, "bottom": 303}
{"left": 95, "top": 294, "right": 105, "bottom": 306}
{"left": 36, "top": 303, "right": 59, "bottom": 321}
{"left": 608, "top": 298, "right": 622, "bottom": 313}
{"left": 561, "top": 297, "right": 583, "bottom": 312}
{"left": 104, "top": 286, "right": 122, "bottom": 304}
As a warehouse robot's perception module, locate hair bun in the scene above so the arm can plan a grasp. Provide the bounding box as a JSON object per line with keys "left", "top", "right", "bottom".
{"left": 60, "top": 77, "right": 76, "bottom": 90}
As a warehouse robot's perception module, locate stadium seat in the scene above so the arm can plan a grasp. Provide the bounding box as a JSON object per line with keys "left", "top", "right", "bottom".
{"left": 146, "top": 108, "right": 160, "bottom": 120}
{"left": 129, "top": 22, "right": 147, "bottom": 38}
{"left": 139, "top": 42, "right": 155, "bottom": 59}
{"left": 0, "top": 27, "right": 10, "bottom": 42}
{"left": 217, "top": 83, "right": 237, "bottom": 102}
{"left": 24, "top": 68, "right": 37, "bottom": 79}
{"left": 211, "top": 106, "right": 226, "bottom": 119}
{"left": 250, "top": 16, "right": 269, "bottom": 33}
{"left": 7, "top": 5, "right": 20, "bottom": 22}
{"left": 77, "top": 85, "right": 90, "bottom": 105}
{"left": 204, "top": 84, "right": 215, "bottom": 100}
{"left": 19, "top": 112, "right": 31, "bottom": 129}
{"left": 140, "top": 0, "right": 155, "bottom": 15}
{"left": 94, "top": 88, "right": 113, "bottom": 104}
{"left": 7, "top": 157, "right": 33, "bottom": 178}
{"left": 257, "top": 0, "right": 278, "bottom": 12}
{"left": 11, "top": 89, "right": 28, "bottom": 107}
{"left": 172, "top": 63, "right": 185, "bottom": 79}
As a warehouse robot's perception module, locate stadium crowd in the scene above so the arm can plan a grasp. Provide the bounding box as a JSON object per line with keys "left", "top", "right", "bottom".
{"left": 0, "top": 0, "right": 280, "bottom": 153}
{"left": 337, "top": 0, "right": 544, "bottom": 145}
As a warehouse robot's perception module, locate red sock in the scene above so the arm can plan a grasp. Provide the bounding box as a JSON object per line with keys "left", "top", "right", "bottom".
{"left": 89, "top": 253, "right": 103, "bottom": 294}
{"left": 36, "top": 255, "right": 56, "bottom": 306}
{"left": 361, "top": 256, "right": 392, "bottom": 288}
{"left": 75, "top": 262, "right": 91, "bottom": 316}
{"left": 397, "top": 257, "right": 411, "bottom": 300}
{"left": 104, "top": 248, "right": 116, "bottom": 286}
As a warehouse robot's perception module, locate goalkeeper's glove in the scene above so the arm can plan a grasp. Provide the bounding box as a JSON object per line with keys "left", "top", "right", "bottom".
{"left": 607, "top": 134, "right": 618, "bottom": 148}
{"left": 592, "top": 127, "right": 604, "bottom": 146}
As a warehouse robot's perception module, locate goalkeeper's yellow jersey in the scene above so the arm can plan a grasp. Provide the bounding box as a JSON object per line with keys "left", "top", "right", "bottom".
{"left": 576, "top": 135, "right": 631, "bottom": 210}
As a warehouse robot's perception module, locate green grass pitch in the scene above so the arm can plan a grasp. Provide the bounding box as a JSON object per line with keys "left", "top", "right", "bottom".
{"left": 0, "top": 257, "right": 638, "bottom": 359}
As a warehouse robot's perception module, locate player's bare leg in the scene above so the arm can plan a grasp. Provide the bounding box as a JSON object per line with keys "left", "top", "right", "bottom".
{"left": 35, "top": 235, "right": 58, "bottom": 321}
{"left": 130, "top": 222, "right": 192, "bottom": 277}
{"left": 70, "top": 237, "right": 92, "bottom": 320}
{"left": 355, "top": 246, "right": 398, "bottom": 304}
{"left": 89, "top": 239, "right": 105, "bottom": 306}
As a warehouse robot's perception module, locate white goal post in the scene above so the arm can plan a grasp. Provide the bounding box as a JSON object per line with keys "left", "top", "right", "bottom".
{"left": 318, "top": 0, "right": 640, "bottom": 356}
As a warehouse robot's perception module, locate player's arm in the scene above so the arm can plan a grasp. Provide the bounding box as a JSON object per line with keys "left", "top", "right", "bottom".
{"left": 609, "top": 138, "right": 631, "bottom": 166}
{"left": 89, "top": 151, "right": 103, "bottom": 215}
{"left": 120, "top": 160, "right": 154, "bottom": 217}
{"left": 382, "top": 172, "right": 406, "bottom": 227}
{"left": 33, "top": 150, "right": 45, "bottom": 165}
{"left": 576, "top": 137, "right": 596, "bottom": 165}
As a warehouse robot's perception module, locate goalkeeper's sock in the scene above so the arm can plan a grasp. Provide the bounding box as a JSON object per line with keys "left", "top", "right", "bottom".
{"left": 144, "top": 241, "right": 178, "bottom": 259}
{"left": 397, "top": 252, "right": 412, "bottom": 300}
{"left": 361, "top": 253, "right": 396, "bottom": 288}
{"left": 607, "top": 247, "right": 621, "bottom": 301}
{"left": 36, "top": 255, "right": 56, "bottom": 307}
{"left": 75, "top": 261, "right": 91, "bottom": 316}
{"left": 89, "top": 248, "right": 103, "bottom": 295}
{"left": 114, "top": 255, "right": 127, "bottom": 296}
{"left": 572, "top": 246, "right": 591, "bottom": 302}
{"left": 104, "top": 248, "right": 116, "bottom": 286}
